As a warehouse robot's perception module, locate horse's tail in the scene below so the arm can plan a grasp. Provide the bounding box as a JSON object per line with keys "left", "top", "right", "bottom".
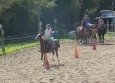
{"left": 57, "top": 40, "right": 60, "bottom": 48}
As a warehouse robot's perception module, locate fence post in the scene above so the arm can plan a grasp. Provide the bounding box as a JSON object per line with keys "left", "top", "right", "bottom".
{"left": 111, "top": 22, "right": 113, "bottom": 38}
{"left": 0, "top": 24, "right": 5, "bottom": 52}
{"left": 107, "top": 21, "right": 109, "bottom": 33}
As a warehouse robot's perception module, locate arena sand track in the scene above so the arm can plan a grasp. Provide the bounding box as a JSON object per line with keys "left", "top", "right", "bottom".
{"left": 0, "top": 40, "right": 115, "bottom": 83}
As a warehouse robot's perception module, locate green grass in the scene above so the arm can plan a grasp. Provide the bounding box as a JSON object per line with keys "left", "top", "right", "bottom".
{"left": 0, "top": 37, "right": 71, "bottom": 56}
{"left": 95, "top": 32, "right": 115, "bottom": 40}
{"left": 105, "top": 32, "right": 115, "bottom": 39}
{"left": 0, "top": 40, "right": 39, "bottom": 55}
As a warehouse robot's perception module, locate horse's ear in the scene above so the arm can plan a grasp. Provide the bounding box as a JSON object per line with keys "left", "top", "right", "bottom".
{"left": 40, "top": 32, "right": 42, "bottom": 34}
{"left": 40, "top": 32, "right": 44, "bottom": 36}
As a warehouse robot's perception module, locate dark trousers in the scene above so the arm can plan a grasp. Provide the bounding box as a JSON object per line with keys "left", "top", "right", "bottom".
{"left": 47, "top": 40, "right": 52, "bottom": 51}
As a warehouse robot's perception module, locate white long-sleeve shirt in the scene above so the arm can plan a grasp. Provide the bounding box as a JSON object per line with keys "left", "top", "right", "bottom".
{"left": 45, "top": 29, "right": 52, "bottom": 39}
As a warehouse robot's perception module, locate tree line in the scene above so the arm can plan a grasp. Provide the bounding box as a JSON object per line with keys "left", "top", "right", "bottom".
{"left": 0, "top": 0, "right": 112, "bottom": 36}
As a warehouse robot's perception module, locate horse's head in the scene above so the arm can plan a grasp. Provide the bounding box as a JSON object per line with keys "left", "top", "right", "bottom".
{"left": 91, "top": 24, "right": 97, "bottom": 29}
{"left": 76, "top": 26, "right": 82, "bottom": 31}
{"left": 90, "top": 24, "right": 98, "bottom": 32}
{"left": 35, "top": 32, "right": 44, "bottom": 40}
{"left": 100, "top": 25, "right": 105, "bottom": 30}
{"left": 74, "top": 23, "right": 81, "bottom": 29}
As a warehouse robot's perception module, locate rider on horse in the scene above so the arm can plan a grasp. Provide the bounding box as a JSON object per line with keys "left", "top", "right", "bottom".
{"left": 43, "top": 24, "right": 54, "bottom": 52}
{"left": 98, "top": 16, "right": 106, "bottom": 33}
{"left": 81, "top": 17, "right": 87, "bottom": 34}
{"left": 85, "top": 15, "right": 91, "bottom": 26}
{"left": 98, "top": 16, "right": 104, "bottom": 28}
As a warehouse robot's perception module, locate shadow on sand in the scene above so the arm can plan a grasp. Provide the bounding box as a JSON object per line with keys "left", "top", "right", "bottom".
{"left": 50, "top": 63, "right": 64, "bottom": 69}
{"left": 77, "top": 43, "right": 114, "bottom": 46}
{"left": 99, "top": 43, "right": 114, "bottom": 45}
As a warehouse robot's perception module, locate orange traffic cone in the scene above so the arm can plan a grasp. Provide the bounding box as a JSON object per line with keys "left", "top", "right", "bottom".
{"left": 44, "top": 53, "right": 50, "bottom": 69}
{"left": 74, "top": 45, "right": 79, "bottom": 58}
{"left": 93, "top": 40, "right": 96, "bottom": 50}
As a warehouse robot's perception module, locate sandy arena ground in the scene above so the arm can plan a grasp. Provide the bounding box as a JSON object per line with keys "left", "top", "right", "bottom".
{"left": 0, "top": 40, "right": 115, "bottom": 83}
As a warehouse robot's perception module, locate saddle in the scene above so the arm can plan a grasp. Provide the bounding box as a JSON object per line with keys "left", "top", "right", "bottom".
{"left": 80, "top": 26, "right": 83, "bottom": 32}
{"left": 86, "top": 24, "right": 91, "bottom": 28}
{"left": 98, "top": 25, "right": 105, "bottom": 30}
{"left": 80, "top": 27, "right": 87, "bottom": 33}
{"left": 45, "top": 39, "right": 58, "bottom": 51}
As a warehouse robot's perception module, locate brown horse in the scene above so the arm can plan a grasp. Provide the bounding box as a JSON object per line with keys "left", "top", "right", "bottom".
{"left": 88, "top": 24, "right": 98, "bottom": 42}
{"left": 76, "top": 24, "right": 97, "bottom": 44}
{"left": 98, "top": 25, "right": 106, "bottom": 44}
{"left": 35, "top": 32, "right": 60, "bottom": 62}
{"left": 76, "top": 26, "right": 89, "bottom": 44}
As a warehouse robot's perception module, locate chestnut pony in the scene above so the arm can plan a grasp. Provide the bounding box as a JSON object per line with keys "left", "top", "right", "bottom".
{"left": 35, "top": 32, "right": 60, "bottom": 62}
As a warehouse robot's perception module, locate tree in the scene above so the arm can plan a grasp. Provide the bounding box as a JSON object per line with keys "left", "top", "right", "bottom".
{"left": 79, "top": 0, "right": 100, "bottom": 22}
{"left": 0, "top": 0, "right": 56, "bottom": 36}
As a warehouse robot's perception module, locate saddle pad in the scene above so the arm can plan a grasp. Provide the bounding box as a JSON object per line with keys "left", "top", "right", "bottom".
{"left": 51, "top": 42, "right": 56, "bottom": 49}
{"left": 80, "top": 27, "right": 82, "bottom": 31}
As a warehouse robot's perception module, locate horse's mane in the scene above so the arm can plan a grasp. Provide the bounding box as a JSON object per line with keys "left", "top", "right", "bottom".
{"left": 74, "top": 23, "right": 81, "bottom": 28}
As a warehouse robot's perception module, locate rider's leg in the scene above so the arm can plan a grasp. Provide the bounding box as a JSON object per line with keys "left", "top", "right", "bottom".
{"left": 82, "top": 26, "right": 85, "bottom": 34}
{"left": 48, "top": 40, "right": 52, "bottom": 52}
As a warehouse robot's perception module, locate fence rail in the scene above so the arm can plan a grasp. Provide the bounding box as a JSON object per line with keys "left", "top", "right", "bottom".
{"left": 3, "top": 32, "right": 38, "bottom": 42}
{"left": 2, "top": 23, "right": 115, "bottom": 43}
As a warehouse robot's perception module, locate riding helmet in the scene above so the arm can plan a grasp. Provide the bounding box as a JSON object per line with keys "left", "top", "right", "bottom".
{"left": 46, "top": 24, "right": 51, "bottom": 27}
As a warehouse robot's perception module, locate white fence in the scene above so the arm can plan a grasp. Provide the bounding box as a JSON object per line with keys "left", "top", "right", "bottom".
{"left": 105, "top": 21, "right": 115, "bottom": 38}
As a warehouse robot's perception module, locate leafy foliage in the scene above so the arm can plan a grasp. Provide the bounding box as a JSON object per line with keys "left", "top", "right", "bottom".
{"left": 0, "top": 0, "right": 112, "bottom": 36}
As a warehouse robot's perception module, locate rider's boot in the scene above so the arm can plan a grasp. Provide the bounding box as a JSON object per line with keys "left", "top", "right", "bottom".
{"left": 48, "top": 40, "right": 52, "bottom": 52}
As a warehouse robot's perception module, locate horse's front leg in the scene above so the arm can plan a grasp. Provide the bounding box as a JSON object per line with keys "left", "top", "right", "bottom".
{"left": 80, "top": 36, "right": 83, "bottom": 44}
{"left": 55, "top": 48, "right": 60, "bottom": 62}
{"left": 86, "top": 37, "right": 88, "bottom": 44}
{"left": 98, "top": 35, "right": 101, "bottom": 43}
{"left": 84, "top": 37, "right": 85, "bottom": 44}
{"left": 84, "top": 37, "right": 86, "bottom": 44}
{"left": 87, "top": 35, "right": 90, "bottom": 44}
{"left": 81, "top": 37, "right": 82, "bottom": 43}
{"left": 102, "top": 34, "right": 104, "bottom": 44}
{"left": 85, "top": 37, "right": 88, "bottom": 44}
{"left": 41, "top": 52, "right": 43, "bottom": 61}
{"left": 41, "top": 53, "right": 45, "bottom": 66}
{"left": 94, "top": 33, "right": 97, "bottom": 40}
{"left": 76, "top": 33, "right": 78, "bottom": 42}
{"left": 52, "top": 50, "right": 55, "bottom": 61}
